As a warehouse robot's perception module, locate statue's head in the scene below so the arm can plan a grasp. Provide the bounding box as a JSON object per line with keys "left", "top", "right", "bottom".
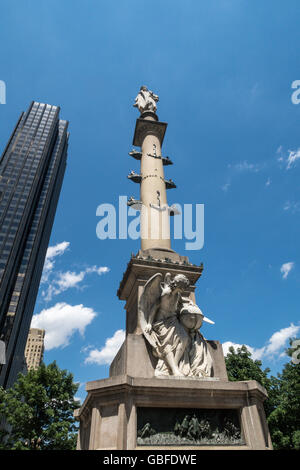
{"left": 140, "top": 85, "right": 148, "bottom": 91}
{"left": 171, "top": 274, "right": 190, "bottom": 292}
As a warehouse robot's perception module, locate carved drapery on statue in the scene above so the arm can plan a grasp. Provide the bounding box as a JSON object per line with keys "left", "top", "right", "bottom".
{"left": 138, "top": 273, "right": 214, "bottom": 378}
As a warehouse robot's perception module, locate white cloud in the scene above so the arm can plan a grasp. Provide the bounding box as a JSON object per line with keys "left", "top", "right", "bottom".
{"left": 42, "top": 265, "right": 110, "bottom": 301}
{"left": 277, "top": 146, "right": 300, "bottom": 169}
{"left": 41, "top": 241, "right": 70, "bottom": 283}
{"left": 229, "top": 161, "right": 262, "bottom": 173}
{"left": 223, "top": 323, "right": 300, "bottom": 361}
{"left": 286, "top": 148, "right": 300, "bottom": 170}
{"left": 283, "top": 201, "right": 300, "bottom": 213}
{"left": 280, "top": 262, "right": 294, "bottom": 279}
{"left": 40, "top": 241, "right": 110, "bottom": 300}
{"left": 56, "top": 270, "right": 86, "bottom": 290}
{"left": 265, "top": 177, "right": 271, "bottom": 187}
{"left": 222, "top": 341, "right": 264, "bottom": 360}
{"left": 46, "top": 241, "right": 70, "bottom": 260}
{"left": 31, "top": 302, "right": 97, "bottom": 350}
{"left": 84, "top": 329, "right": 125, "bottom": 366}
{"left": 264, "top": 324, "right": 300, "bottom": 356}
{"left": 222, "top": 341, "right": 251, "bottom": 356}
{"left": 276, "top": 145, "right": 284, "bottom": 163}
{"left": 85, "top": 266, "right": 110, "bottom": 275}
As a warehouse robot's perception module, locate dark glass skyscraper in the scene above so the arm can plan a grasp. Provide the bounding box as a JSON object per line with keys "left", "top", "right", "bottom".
{"left": 0, "top": 101, "right": 69, "bottom": 388}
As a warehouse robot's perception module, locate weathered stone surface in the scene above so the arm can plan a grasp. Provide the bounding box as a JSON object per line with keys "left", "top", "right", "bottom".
{"left": 75, "top": 375, "right": 272, "bottom": 450}
{"left": 109, "top": 334, "right": 228, "bottom": 381}
{"left": 76, "top": 88, "right": 272, "bottom": 450}
{"left": 76, "top": 250, "right": 271, "bottom": 450}
{"left": 117, "top": 254, "right": 204, "bottom": 339}
{"left": 138, "top": 272, "right": 215, "bottom": 378}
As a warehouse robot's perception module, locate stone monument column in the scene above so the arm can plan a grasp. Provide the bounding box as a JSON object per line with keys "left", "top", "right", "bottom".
{"left": 75, "top": 86, "right": 272, "bottom": 451}
{"left": 130, "top": 86, "right": 173, "bottom": 252}
{"left": 139, "top": 115, "right": 170, "bottom": 251}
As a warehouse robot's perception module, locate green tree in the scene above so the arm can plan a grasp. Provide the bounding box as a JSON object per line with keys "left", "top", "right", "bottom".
{"left": 267, "top": 338, "right": 300, "bottom": 450}
{"left": 225, "top": 345, "right": 278, "bottom": 416}
{"left": 0, "top": 361, "right": 80, "bottom": 450}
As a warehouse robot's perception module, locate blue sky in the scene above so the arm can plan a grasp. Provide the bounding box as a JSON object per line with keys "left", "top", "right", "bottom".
{"left": 1, "top": 0, "right": 300, "bottom": 402}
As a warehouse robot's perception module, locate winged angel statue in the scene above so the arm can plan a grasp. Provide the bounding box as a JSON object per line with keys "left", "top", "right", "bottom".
{"left": 138, "top": 272, "right": 214, "bottom": 378}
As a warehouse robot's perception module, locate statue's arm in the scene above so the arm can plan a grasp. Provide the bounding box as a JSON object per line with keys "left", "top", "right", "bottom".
{"left": 150, "top": 91, "right": 159, "bottom": 102}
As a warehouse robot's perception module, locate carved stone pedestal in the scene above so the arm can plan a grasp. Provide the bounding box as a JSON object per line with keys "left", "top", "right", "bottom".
{"left": 75, "top": 375, "right": 272, "bottom": 450}
{"left": 75, "top": 252, "right": 272, "bottom": 450}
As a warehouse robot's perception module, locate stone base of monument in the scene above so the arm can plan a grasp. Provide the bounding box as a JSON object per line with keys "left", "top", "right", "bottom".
{"left": 74, "top": 374, "right": 271, "bottom": 450}
{"left": 75, "top": 334, "right": 272, "bottom": 450}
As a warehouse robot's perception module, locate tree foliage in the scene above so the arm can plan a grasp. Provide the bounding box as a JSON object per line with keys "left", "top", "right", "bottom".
{"left": 225, "top": 341, "right": 300, "bottom": 450}
{"left": 0, "top": 361, "right": 80, "bottom": 450}
{"left": 225, "top": 345, "right": 278, "bottom": 416}
{"left": 267, "top": 338, "right": 300, "bottom": 450}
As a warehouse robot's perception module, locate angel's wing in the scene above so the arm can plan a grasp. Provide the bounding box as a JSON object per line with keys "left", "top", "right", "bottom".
{"left": 138, "top": 273, "right": 162, "bottom": 348}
